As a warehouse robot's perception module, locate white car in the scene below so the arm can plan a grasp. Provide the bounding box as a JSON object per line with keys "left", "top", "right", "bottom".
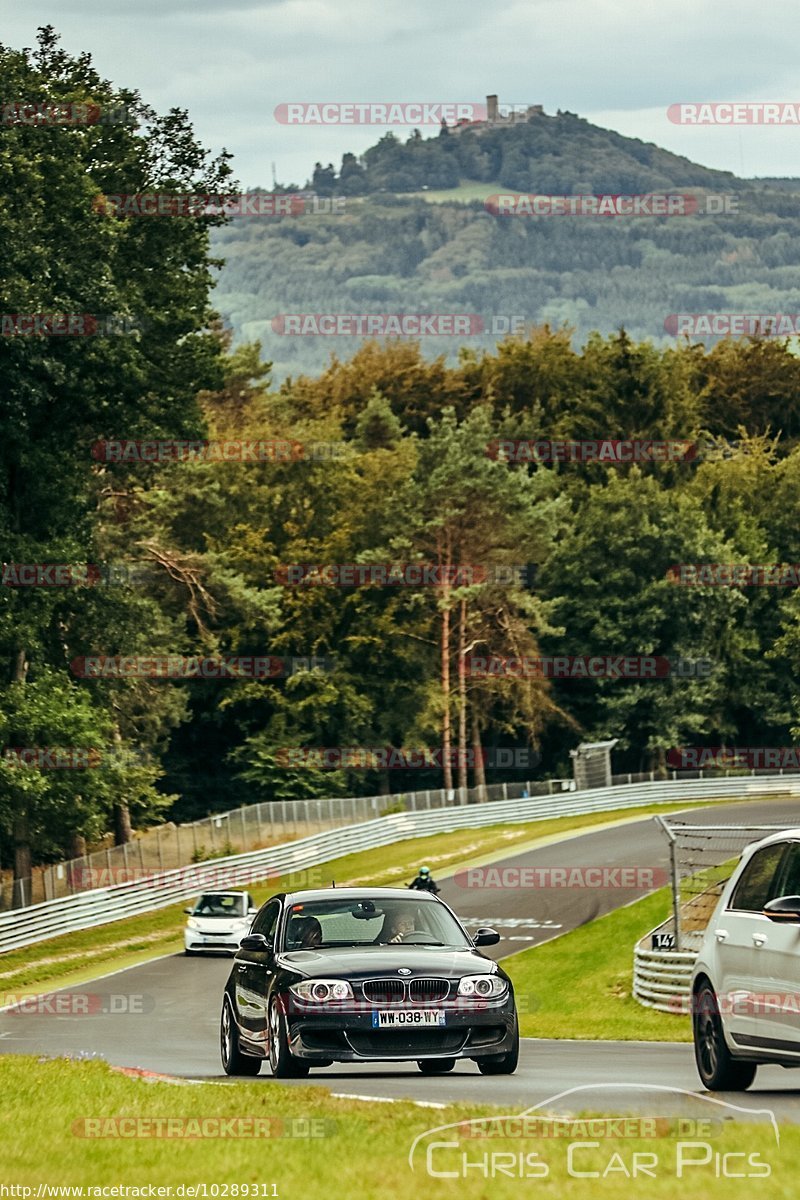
{"left": 691, "top": 828, "right": 800, "bottom": 1089}
{"left": 184, "top": 891, "right": 257, "bottom": 955}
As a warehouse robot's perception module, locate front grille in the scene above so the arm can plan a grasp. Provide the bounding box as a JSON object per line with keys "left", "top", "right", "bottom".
{"left": 347, "top": 1029, "right": 466, "bottom": 1056}
{"left": 362, "top": 979, "right": 406, "bottom": 1004}
{"left": 409, "top": 978, "right": 450, "bottom": 1003}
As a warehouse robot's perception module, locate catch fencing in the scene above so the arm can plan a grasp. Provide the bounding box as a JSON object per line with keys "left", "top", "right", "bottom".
{"left": 2, "top": 771, "right": 800, "bottom": 954}
{"left": 0, "top": 777, "right": 574, "bottom": 910}
{"left": 633, "top": 815, "right": 799, "bottom": 1011}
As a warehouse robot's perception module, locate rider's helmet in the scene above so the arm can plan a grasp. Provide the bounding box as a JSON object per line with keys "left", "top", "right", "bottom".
{"left": 419, "top": 865, "right": 430, "bottom": 875}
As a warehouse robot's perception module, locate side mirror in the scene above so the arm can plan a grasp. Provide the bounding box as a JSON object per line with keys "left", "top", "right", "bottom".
{"left": 248, "top": 907, "right": 257, "bottom": 915}
{"left": 473, "top": 927, "right": 500, "bottom": 947}
{"left": 763, "top": 896, "right": 800, "bottom": 923}
{"left": 239, "top": 933, "right": 273, "bottom": 953}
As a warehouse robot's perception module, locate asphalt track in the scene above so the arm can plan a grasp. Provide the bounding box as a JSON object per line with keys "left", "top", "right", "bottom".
{"left": 4, "top": 798, "right": 800, "bottom": 1119}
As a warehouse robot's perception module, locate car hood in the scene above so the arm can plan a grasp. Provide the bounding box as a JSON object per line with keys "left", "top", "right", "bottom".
{"left": 276, "top": 946, "right": 502, "bottom": 978}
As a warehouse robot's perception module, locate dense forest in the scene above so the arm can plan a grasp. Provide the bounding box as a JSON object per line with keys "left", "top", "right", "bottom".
{"left": 4, "top": 32, "right": 800, "bottom": 885}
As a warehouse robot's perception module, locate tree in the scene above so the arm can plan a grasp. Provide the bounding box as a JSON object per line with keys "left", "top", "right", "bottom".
{"left": 0, "top": 27, "right": 233, "bottom": 877}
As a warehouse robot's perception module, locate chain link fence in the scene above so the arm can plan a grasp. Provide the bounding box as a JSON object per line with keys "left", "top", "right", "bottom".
{"left": 5, "top": 761, "right": 797, "bottom": 913}
{"left": 654, "top": 817, "right": 789, "bottom": 953}
{"left": 0, "top": 776, "right": 577, "bottom": 910}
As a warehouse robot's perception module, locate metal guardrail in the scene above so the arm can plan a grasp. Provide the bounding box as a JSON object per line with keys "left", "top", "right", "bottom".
{"left": 4, "top": 772, "right": 800, "bottom": 955}
{"left": 2, "top": 776, "right": 575, "bottom": 909}
{"left": 633, "top": 940, "right": 697, "bottom": 1012}
{"left": 8, "top": 762, "right": 795, "bottom": 909}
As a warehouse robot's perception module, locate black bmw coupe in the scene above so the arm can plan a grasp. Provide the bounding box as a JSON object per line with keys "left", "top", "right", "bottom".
{"left": 220, "top": 887, "right": 519, "bottom": 1077}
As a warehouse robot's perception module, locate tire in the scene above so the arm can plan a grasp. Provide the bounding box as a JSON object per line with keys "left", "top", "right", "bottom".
{"left": 268, "top": 996, "right": 310, "bottom": 1079}
{"left": 220, "top": 996, "right": 261, "bottom": 1076}
{"left": 693, "top": 983, "right": 757, "bottom": 1091}
{"left": 417, "top": 1058, "right": 456, "bottom": 1074}
{"left": 476, "top": 1019, "right": 520, "bottom": 1076}
{"left": 184, "top": 948, "right": 197, "bottom": 956}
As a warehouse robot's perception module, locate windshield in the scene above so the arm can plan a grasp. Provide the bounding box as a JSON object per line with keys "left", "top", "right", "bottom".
{"left": 281, "top": 897, "right": 471, "bottom": 950}
{"left": 192, "top": 893, "right": 246, "bottom": 918}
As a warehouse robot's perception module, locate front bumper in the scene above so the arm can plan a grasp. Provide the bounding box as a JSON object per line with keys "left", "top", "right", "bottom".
{"left": 282, "top": 992, "right": 517, "bottom": 1062}
{"left": 184, "top": 929, "right": 243, "bottom": 953}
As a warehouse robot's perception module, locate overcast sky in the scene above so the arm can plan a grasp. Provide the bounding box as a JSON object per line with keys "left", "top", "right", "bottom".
{"left": 3, "top": 0, "right": 800, "bottom": 186}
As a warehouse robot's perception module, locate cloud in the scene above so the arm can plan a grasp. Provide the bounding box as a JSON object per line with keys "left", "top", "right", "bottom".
{"left": 4, "top": 0, "right": 800, "bottom": 184}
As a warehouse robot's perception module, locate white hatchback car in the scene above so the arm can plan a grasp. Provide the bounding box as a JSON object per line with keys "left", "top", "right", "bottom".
{"left": 184, "top": 891, "right": 257, "bottom": 955}
{"left": 691, "top": 828, "right": 800, "bottom": 1089}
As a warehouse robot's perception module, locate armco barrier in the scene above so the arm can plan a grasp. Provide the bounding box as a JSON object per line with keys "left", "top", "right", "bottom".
{"left": 3, "top": 773, "right": 800, "bottom": 954}
{"left": 633, "top": 935, "right": 697, "bottom": 1012}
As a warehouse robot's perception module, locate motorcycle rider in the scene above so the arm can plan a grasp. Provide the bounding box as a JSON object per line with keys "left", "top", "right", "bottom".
{"left": 408, "top": 865, "right": 440, "bottom": 894}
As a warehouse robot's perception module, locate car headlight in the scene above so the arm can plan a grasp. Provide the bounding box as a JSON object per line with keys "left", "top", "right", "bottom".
{"left": 457, "top": 974, "right": 508, "bottom": 998}
{"left": 289, "top": 979, "right": 354, "bottom": 1003}
{"left": 186, "top": 918, "right": 201, "bottom": 931}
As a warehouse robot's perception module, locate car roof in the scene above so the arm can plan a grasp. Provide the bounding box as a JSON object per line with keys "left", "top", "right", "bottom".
{"left": 747, "top": 828, "right": 800, "bottom": 850}
{"left": 282, "top": 886, "right": 439, "bottom": 904}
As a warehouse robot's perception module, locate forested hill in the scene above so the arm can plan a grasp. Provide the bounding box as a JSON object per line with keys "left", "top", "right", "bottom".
{"left": 211, "top": 110, "right": 800, "bottom": 380}
{"left": 301, "top": 109, "right": 742, "bottom": 196}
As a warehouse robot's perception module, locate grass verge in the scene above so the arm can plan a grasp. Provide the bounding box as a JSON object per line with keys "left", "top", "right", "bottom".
{"left": 0, "top": 1056, "right": 793, "bottom": 1196}
{"left": 0, "top": 797, "right": 767, "bottom": 1000}
{"left": 505, "top": 887, "right": 690, "bottom": 1041}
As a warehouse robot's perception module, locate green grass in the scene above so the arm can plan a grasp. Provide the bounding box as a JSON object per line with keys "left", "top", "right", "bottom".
{"left": 0, "top": 1056, "right": 794, "bottom": 1197}
{"left": 505, "top": 887, "right": 690, "bottom": 1041}
{"left": 0, "top": 797, "right": 777, "bottom": 1002}
{"left": 405, "top": 179, "right": 503, "bottom": 203}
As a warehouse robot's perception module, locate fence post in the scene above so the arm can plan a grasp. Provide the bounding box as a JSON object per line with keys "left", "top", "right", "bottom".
{"left": 240, "top": 806, "right": 247, "bottom": 850}
{"left": 656, "top": 815, "right": 682, "bottom": 952}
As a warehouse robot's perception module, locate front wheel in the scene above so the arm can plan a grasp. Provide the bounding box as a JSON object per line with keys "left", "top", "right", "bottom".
{"left": 693, "top": 983, "right": 757, "bottom": 1091}
{"left": 220, "top": 996, "right": 261, "bottom": 1076}
{"left": 418, "top": 1058, "right": 456, "bottom": 1074}
{"left": 268, "top": 997, "right": 310, "bottom": 1078}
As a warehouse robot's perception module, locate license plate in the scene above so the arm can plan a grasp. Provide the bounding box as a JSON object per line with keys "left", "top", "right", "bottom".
{"left": 371, "top": 1009, "right": 445, "bottom": 1028}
